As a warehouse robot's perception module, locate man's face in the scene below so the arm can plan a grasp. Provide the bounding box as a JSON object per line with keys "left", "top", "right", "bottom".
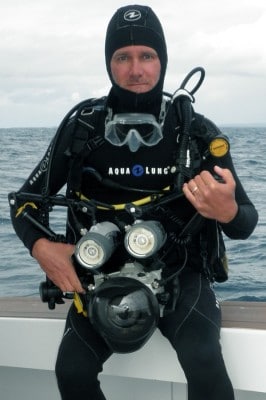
{"left": 110, "top": 45, "right": 161, "bottom": 94}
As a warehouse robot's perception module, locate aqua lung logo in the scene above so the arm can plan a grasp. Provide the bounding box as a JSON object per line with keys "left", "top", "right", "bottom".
{"left": 132, "top": 164, "right": 144, "bottom": 176}
{"left": 124, "top": 9, "right": 142, "bottom": 22}
{"left": 29, "top": 146, "right": 51, "bottom": 185}
{"left": 108, "top": 164, "right": 176, "bottom": 177}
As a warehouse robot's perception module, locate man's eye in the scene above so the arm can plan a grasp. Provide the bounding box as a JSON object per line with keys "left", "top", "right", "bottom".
{"left": 116, "top": 55, "right": 128, "bottom": 62}
{"left": 143, "top": 53, "right": 157, "bottom": 60}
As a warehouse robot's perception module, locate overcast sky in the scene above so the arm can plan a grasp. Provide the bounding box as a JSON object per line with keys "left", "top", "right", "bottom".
{"left": 1, "top": 0, "right": 266, "bottom": 127}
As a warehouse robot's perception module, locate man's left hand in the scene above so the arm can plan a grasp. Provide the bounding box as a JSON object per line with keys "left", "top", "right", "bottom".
{"left": 182, "top": 165, "right": 238, "bottom": 223}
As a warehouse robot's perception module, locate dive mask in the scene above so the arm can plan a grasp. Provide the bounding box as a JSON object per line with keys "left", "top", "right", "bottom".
{"left": 105, "top": 112, "right": 163, "bottom": 152}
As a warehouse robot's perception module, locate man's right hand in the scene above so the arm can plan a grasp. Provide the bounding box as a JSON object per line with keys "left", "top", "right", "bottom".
{"left": 32, "top": 238, "right": 84, "bottom": 293}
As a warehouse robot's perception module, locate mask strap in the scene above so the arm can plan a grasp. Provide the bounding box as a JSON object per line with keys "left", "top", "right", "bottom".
{"left": 105, "top": 107, "right": 113, "bottom": 127}
{"left": 158, "top": 96, "right": 167, "bottom": 126}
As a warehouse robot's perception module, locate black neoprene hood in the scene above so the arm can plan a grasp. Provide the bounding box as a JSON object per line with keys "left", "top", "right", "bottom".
{"left": 105, "top": 5, "right": 168, "bottom": 77}
{"left": 105, "top": 4, "right": 168, "bottom": 112}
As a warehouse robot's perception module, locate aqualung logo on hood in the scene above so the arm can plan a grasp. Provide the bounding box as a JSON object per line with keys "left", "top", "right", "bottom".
{"left": 108, "top": 164, "right": 175, "bottom": 177}
{"left": 124, "top": 10, "right": 142, "bottom": 21}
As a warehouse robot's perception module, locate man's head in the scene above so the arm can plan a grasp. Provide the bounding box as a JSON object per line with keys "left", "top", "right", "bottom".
{"left": 110, "top": 45, "right": 161, "bottom": 94}
{"left": 105, "top": 5, "right": 168, "bottom": 109}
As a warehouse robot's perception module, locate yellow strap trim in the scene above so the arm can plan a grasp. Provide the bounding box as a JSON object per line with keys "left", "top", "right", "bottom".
{"left": 76, "top": 186, "right": 171, "bottom": 211}
{"left": 15, "top": 202, "right": 38, "bottom": 217}
{"left": 73, "top": 292, "right": 88, "bottom": 317}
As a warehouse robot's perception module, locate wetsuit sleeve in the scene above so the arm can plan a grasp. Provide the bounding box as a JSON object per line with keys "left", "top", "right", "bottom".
{"left": 201, "top": 118, "right": 258, "bottom": 240}
{"left": 9, "top": 122, "right": 73, "bottom": 253}
{"left": 219, "top": 159, "right": 258, "bottom": 239}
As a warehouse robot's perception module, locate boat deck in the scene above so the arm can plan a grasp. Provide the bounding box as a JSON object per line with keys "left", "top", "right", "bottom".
{"left": 0, "top": 297, "right": 266, "bottom": 329}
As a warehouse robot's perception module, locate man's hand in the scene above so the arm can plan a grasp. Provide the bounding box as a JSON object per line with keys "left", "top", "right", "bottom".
{"left": 182, "top": 165, "right": 238, "bottom": 223}
{"left": 32, "top": 238, "right": 84, "bottom": 293}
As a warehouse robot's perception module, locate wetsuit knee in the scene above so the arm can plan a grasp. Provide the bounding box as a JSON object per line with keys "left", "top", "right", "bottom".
{"left": 55, "top": 306, "right": 111, "bottom": 399}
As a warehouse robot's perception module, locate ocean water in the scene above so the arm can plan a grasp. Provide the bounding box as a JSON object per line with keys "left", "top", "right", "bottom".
{"left": 0, "top": 126, "right": 265, "bottom": 301}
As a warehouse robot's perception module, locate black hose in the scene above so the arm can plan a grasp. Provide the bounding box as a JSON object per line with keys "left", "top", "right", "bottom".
{"left": 173, "top": 67, "right": 205, "bottom": 191}
{"left": 180, "top": 66, "right": 205, "bottom": 95}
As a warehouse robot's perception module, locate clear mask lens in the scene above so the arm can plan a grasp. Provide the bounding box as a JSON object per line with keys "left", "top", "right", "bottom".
{"left": 105, "top": 113, "right": 163, "bottom": 152}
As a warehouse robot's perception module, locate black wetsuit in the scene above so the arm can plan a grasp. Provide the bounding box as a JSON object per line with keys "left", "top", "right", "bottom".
{"left": 10, "top": 98, "right": 258, "bottom": 400}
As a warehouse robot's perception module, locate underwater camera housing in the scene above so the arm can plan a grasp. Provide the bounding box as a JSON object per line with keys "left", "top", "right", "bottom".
{"left": 85, "top": 261, "right": 166, "bottom": 353}
{"left": 40, "top": 220, "right": 167, "bottom": 314}
{"left": 39, "top": 223, "right": 167, "bottom": 352}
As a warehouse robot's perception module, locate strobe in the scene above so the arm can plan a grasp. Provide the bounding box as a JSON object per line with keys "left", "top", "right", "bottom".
{"left": 124, "top": 220, "right": 167, "bottom": 258}
{"left": 75, "top": 222, "right": 120, "bottom": 269}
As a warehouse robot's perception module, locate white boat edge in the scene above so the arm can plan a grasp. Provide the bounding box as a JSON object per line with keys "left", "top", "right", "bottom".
{"left": 0, "top": 298, "right": 266, "bottom": 400}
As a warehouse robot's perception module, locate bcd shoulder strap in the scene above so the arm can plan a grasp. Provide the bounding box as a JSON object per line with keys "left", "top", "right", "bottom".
{"left": 66, "top": 97, "right": 107, "bottom": 193}
{"left": 69, "top": 96, "right": 107, "bottom": 157}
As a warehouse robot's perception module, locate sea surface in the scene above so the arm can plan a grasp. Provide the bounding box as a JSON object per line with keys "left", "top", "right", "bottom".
{"left": 0, "top": 126, "right": 265, "bottom": 301}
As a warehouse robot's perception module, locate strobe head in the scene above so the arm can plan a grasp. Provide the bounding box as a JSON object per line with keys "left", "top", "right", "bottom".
{"left": 124, "top": 220, "right": 167, "bottom": 258}
{"left": 75, "top": 222, "right": 120, "bottom": 269}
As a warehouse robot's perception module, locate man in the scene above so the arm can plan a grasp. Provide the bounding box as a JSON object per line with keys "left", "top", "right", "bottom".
{"left": 10, "top": 5, "right": 258, "bottom": 400}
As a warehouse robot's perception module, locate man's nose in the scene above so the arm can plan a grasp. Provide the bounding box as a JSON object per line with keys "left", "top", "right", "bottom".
{"left": 129, "top": 59, "right": 143, "bottom": 76}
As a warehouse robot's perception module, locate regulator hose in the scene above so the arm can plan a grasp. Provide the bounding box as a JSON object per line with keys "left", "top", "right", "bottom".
{"left": 173, "top": 67, "right": 205, "bottom": 191}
